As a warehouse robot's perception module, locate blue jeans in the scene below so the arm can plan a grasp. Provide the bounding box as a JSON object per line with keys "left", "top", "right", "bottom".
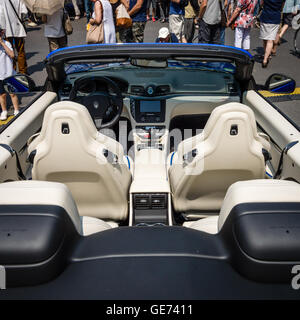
{"left": 220, "top": 27, "right": 225, "bottom": 45}
{"left": 84, "top": 0, "right": 94, "bottom": 21}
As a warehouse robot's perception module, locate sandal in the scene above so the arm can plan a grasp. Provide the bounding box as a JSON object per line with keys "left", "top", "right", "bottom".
{"left": 262, "top": 57, "right": 271, "bottom": 68}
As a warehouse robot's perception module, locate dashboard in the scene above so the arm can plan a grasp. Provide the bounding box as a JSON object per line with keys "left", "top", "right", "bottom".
{"left": 58, "top": 74, "right": 241, "bottom": 134}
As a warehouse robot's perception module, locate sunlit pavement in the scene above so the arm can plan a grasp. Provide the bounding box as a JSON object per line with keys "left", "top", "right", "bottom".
{"left": 1, "top": 17, "right": 299, "bottom": 129}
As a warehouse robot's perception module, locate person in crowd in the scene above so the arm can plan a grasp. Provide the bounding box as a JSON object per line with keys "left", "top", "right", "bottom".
{"left": 273, "top": 0, "right": 300, "bottom": 54}
{"left": 226, "top": 0, "right": 257, "bottom": 50}
{"left": 159, "top": 0, "right": 170, "bottom": 22}
{"left": 155, "top": 0, "right": 162, "bottom": 19}
{"left": 90, "top": 0, "right": 116, "bottom": 43}
{"left": 42, "top": 9, "right": 67, "bottom": 52}
{"left": 27, "top": 9, "right": 38, "bottom": 27}
{"left": 183, "top": 0, "right": 198, "bottom": 43}
{"left": 146, "top": 0, "right": 157, "bottom": 20}
{"left": 72, "top": 0, "right": 82, "bottom": 19}
{"left": 220, "top": 0, "right": 228, "bottom": 44}
{"left": 169, "top": 0, "right": 185, "bottom": 42}
{"left": 197, "top": 0, "right": 221, "bottom": 44}
{"left": 0, "top": 28, "right": 20, "bottom": 121}
{"left": 155, "top": 26, "right": 179, "bottom": 41}
{"left": 85, "top": 0, "right": 95, "bottom": 21}
{"left": 0, "top": 0, "right": 28, "bottom": 74}
{"left": 128, "top": 0, "right": 147, "bottom": 42}
{"left": 259, "top": 0, "right": 286, "bottom": 68}
{"left": 109, "top": 0, "right": 130, "bottom": 43}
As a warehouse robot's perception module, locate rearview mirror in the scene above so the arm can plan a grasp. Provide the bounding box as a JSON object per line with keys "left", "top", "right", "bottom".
{"left": 130, "top": 58, "right": 168, "bottom": 68}
{"left": 3, "top": 74, "right": 37, "bottom": 94}
{"left": 265, "top": 73, "right": 296, "bottom": 94}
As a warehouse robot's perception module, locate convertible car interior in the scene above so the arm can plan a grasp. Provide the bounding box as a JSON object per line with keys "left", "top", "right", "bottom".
{"left": 0, "top": 44, "right": 299, "bottom": 298}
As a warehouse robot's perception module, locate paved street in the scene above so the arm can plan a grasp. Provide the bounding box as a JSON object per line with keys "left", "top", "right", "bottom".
{"left": 18, "top": 18, "right": 300, "bottom": 128}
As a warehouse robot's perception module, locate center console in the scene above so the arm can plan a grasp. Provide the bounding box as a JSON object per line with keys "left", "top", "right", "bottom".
{"left": 130, "top": 98, "right": 166, "bottom": 123}
{"left": 128, "top": 97, "right": 172, "bottom": 226}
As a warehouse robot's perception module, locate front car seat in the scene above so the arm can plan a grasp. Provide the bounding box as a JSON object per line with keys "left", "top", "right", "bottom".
{"left": 169, "top": 102, "right": 270, "bottom": 214}
{"left": 28, "top": 101, "right": 132, "bottom": 222}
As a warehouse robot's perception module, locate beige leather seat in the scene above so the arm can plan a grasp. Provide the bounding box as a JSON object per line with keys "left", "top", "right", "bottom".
{"left": 168, "top": 102, "right": 270, "bottom": 214}
{"left": 28, "top": 101, "right": 132, "bottom": 222}
{"left": 184, "top": 179, "right": 300, "bottom": 234}
{"left": 0, "top": 181, "right": 118, "bottom": 236}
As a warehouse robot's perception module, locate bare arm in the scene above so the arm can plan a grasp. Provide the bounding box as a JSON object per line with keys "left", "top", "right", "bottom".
{"left": 128, "top": 0, "right": 144, "bottom": 16}
{"left": 198, "top": 0, "right": 207, "bottom": 19}
{"left": 0, "top": 39, "right": 14, "bottom": 60}
{"left": 226, "top": 6, "right": 241, "bottom": 26}
{"left": 90, "top": 1, "right": 103, "bottom": 25}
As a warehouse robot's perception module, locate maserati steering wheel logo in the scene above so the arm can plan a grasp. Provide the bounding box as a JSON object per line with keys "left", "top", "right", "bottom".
{"left": 147, "top": 86, "right": 154, "bottom": 96}
{"left": 93, "top": 101, "right": 100, "bottom": 109}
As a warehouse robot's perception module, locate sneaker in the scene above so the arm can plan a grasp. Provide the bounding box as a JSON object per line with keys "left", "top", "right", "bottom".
{"left": 28, "top": 21, "right": 38, "bottom": 27}
{"left": 75, "top": 15, "right": 80, "bottom": 20}
{"left": 14, "top": 110, "right": 20, "bottom": 116}
{"left": 147, "top": 15, "right": 150, "bottom": 21}
{"left": 0, "top": 111, "right": 8, "bottom": 121}
{"left": 152, "top": 17, "right": 156, "bottom": 22}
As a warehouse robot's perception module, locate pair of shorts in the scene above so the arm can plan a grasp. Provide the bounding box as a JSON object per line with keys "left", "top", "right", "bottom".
{"left": 47, "top": 36, "right": 68, "bottom": 53}
{"left": 198, "top": 19, "right": 221, "bottom": 44}
{"left": 234, "top": 27, "right": 251, "bottom": 50}
{"left": 0, "top": 80, "right": 5, "bottom": 95}
{"left": 283, "top": 13, "right": 293, "bottom": 27}
{"left": 259, "top": 23, "right": 280, "bottom": 40}
{"left": 147, "top": 0, "right": 157, "bottom": 10}
{"left": 169, "top": 14, "right": 184, "bottom": 41}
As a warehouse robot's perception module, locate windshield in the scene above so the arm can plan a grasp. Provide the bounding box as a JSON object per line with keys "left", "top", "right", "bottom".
{"left": 64, "top": 59, "right": 238, "bottom": 95}
{"left": 65, "top": 59, "right": 236, "bottom": 75}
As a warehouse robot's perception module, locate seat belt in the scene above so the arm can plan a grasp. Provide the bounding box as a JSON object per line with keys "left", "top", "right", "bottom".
{"left": 273, "top": 141, "right": 299, "bottom": 179}
{"left": 0, "top": 144, "right": 26, "bottom": 180}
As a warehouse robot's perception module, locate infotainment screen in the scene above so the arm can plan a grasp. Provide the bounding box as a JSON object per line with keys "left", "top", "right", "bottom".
{"left": 140, "top": 100, "right": 161, "bottom": 113}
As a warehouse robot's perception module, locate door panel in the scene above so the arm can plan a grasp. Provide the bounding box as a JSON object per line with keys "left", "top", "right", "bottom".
{"left": 0, "top": 92, "right": 57, "bottom": 182}
{"left": 244, "top": 90, "right": 300, "bottom": 182}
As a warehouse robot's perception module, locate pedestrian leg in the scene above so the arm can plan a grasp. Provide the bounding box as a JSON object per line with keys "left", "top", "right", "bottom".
{"left": 13, "top": 38, "right": 28, "bottom": 74}
{"left": 262, "top": 39, "right": 273, "bottom": 67}
{"left": 10, "top": 94, "right": 19, "bottom": 114}
{"left": 72, "top": 0, "right": 81, "bottom": 18}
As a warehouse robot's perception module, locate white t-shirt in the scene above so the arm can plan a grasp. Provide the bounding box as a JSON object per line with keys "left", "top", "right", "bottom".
{"left": 44, "top": 9, "right": 65, "bottom": 38}
{"left": 0, "top": 0, "right": 27, "bottom": 38}
{"left": 0, "top": 40, "right": 15, "bottom": 80}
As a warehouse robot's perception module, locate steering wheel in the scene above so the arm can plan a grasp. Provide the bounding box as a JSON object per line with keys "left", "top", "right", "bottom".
{"left": 69, "top": 76, "right": 123, "bottom": 129}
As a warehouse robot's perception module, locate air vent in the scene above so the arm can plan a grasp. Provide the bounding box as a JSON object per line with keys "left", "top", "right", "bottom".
{"left": 134, "top": 195, "right": 150, "bottom": 209}
{"left": 156, "top": 85, "right": 170, "bottom": 95}
{"left": 151, "top": 194, "right": 167, "bottom": 209}
{"left": 131, "top": 86, "right": 144, "bottom": 95}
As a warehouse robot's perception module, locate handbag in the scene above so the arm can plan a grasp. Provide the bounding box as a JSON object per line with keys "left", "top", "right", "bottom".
{"left": 86, "top": 23, "right": 104, "bottom": 44}
{"left": 116, "top": 4, "right": 132, "bottom": 28}
{"left": 63, "top": 10, "right": 73, "bottom": 36}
